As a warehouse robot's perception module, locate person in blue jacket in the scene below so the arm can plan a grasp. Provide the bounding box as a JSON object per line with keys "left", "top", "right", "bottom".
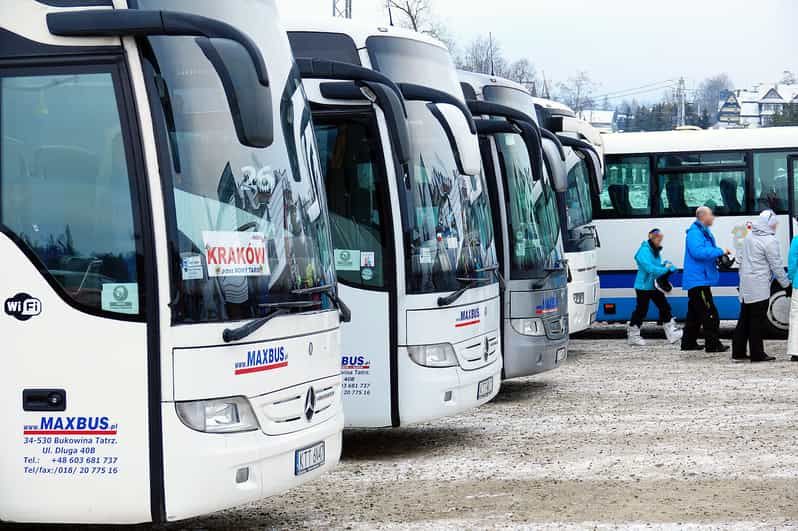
{"left": 787, "top": 233, "right": 798, "bottom": 362}
{"left": 627, "top": 229, "right": 682, "bottom": 346}
{"left": 681, "top": 206, "right": 732, "bottom": 352}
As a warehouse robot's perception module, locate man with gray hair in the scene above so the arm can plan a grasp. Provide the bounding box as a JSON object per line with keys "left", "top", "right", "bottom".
{"left": 681, "top": 206, "right": 732, "bottom": 352}
{"left": 733, "top": 210, "right": 791, "bottom": 362}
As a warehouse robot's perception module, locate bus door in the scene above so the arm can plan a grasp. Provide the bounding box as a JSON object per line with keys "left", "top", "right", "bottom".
{"left": 788, "top": 155, "right": 798, "bottom": 241}
{"left": 0, "top": 60, "right": 155, "bottom": 522}
{"left": 312, "top": 109, "right": 398, "bottom": 428}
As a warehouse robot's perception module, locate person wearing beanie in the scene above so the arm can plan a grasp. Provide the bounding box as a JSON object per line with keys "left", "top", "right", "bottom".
{"left": 627, "top": 229, "right": 681, "bottom": 346}
{"left": 733, "top": 210, "right": 791, "bottom": 362}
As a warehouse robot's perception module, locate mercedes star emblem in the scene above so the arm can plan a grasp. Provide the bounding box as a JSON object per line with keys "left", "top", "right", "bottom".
{"left": 304, "top": 387, "right": 316, "bottom": 422}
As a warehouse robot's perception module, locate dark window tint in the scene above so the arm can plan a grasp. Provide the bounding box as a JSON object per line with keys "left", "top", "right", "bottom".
{"left": 601, "top": 156, "right": 652, "bottom": 217}
{"left": 658, "top": 171, "right": 745, "bottom": 216}
{"left": 314, "top": 114, "right": 390, "bottom": 288}
{"left": 657, "top": 151, "right": 745, "bottom": 169}
{"left": 1, "top": 72, "right": 141, "bottom": 315}
{"left": 288, "top": 32, "right": 361, "bottom": 65}
{"left": 754, "top": 151, "right": 793, "bottom": 213}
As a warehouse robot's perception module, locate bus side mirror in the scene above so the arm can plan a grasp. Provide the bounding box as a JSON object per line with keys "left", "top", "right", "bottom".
{"left": 196, "top": 37, "right": 274, "bottom": 149}
{"left": 434, "top": 103, "right": 482, "bottom": 176}
{"left": 586, "top": 148, "right": 604, "bottom": 193}
{"left": 542, "top": 138, "right": 568, "bottom": 193}
{"left": 361, "top": 81, "right": 411, "bottom": 166}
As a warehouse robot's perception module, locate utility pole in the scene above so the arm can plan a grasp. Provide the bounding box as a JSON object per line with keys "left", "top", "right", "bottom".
{"left": 677, "top": 76, "right": 687, "bottom": 127}
{"left": 488, "top": 32, "right": 495, "bottom": 76}
{"left": 332, "top": 0, "right": 352, "bottom": 18}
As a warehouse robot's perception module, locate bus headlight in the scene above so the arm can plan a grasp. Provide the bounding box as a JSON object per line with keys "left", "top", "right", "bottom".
{"left": 573, "top": 292, "right": 585, "bottom": 305}
{"left": 176, "top": 397, "right": 259, "bottom": 434}
{"left": 511, "top": 318, "right": 546, "bottom": 336}
{"left": 407, "top": 343, "right": 458, "bottom": 368}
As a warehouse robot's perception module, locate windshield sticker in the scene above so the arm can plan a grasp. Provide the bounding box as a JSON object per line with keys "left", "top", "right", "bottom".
{"left": 101, "top": 284, "right": 138, "bottom": 315}
{"left": 5, "top": 293, "right": 42, "bottom": 321}
{"left": 181, "top": 254, "right": 204, "bottom": 281}
{"left": 456, "top": 307, "right": 481, "bottom": 328}
{"left": 361, "top": 268, "right": 374, "bottom": 281}
{"left": 335, "top": 249, "right": 361, "bottom": 272}
{"left": 234, "top": 346, "right": 288, "bottom": 376}
{"left": 203, "top": 231, "right": 269, "bottom": 278}
{"left": 23, "top": 416, "right": 120, "bottom": 478}
{"left": 360, "top": 251, "right": 376, "bottom": 268}
{"left": 420, "top": 247, "right": 435, "bottom": 264}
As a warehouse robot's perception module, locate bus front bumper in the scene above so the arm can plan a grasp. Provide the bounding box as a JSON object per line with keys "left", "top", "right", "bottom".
{"left": 161, "top": 404, "right": 343, "bottom": 522}
{"left": 568, "top": 278, "right": 600, "bottom": 334}
{"left": 396, "top": 347, "right": 502, "bottom": 426}
{"left": 503, "top": 320, "right": 569, "bottom": 379}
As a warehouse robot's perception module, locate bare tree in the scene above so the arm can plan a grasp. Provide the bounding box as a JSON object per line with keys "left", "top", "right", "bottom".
{"left": 696, "top": 73, "right": 733, "bottom": 121}
{"left": 557, "top": 71, "right": 598, "bottom": 113}
{"left": 504, "top": 58, "right": 536, "bottom": 86}
{"left": 459, "top": 34, "right": 506, "bottom": 76}
{"left": 387, "top": 0, "right": 431, "bottom": 32}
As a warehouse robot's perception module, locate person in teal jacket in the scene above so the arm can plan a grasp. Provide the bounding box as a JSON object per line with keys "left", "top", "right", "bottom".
{"left": 627, "top": 229, "right": 682, "bottom": 346}
{"left": 787, "top": 235, "right": 798, "bottom": 362}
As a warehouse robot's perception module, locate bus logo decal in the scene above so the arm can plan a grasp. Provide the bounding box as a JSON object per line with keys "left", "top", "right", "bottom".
{"left": 234, "top": 346, "right": 288, "bottom": 375}
{"left": 24, "top": 416, "right": 117, "bottom": 436}
{"left": 5, "top": 293, "right": 42, "bottom": 321}
{"left": 455, "top": 307, "right": 481, "bottom": 328}
{"left": 536, "top": 296, "right": 559, "bottom": 315}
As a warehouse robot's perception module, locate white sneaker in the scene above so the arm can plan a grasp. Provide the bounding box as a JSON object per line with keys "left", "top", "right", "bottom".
{"left": 664, "top": 319, "right": 683, "bottom": 345}
{"left": 627, "top": 325, "right": 647, "bottom": 346}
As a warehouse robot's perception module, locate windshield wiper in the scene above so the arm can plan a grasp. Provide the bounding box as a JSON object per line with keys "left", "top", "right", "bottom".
{"left": 437, "top": 276, "right": 493, "bottom": 307}
{"left": 223, "top": 301, "right": 317, "bottom": 343}
{"left": 291, "top": 285, "right": 352, "bottom": 323}
{"left": 531, "top": 260, "right": 569, "bottom": 289}
{"left": 475, "top": 264, "right": 505, "bottom": 290}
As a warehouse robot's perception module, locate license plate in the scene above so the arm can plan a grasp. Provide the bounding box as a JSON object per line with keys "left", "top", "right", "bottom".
{"left": 294, "top": 441, "right": 325, "bottom": 476}
{"left": 477, "top": 377, "right": 494, "bottom": 400}
{"left": 556, "top": 347, "right": 567, "bottom": 362}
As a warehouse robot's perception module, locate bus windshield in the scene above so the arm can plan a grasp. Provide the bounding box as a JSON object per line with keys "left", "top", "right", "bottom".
{"left": 493, "top": 133, "right": 562, "bottom": 279}
{"left": 367, "top": 36, "right": 498, "bottom": 294}
{"left": 138, "top": 0, "right": 335, "bottom": 324}
{"left": 566, "top": 154, "right": 594, "bottom": 231}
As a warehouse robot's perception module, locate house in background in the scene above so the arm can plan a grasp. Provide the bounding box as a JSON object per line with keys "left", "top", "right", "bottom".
{"left": 577, "top": 109, "right": 617, "bottom": 133}
{"left": 718, "top": 84, "right": 798, "bottom": 128}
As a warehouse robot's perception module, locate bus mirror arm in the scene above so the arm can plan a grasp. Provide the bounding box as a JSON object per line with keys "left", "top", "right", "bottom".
{"left": 47, "top": 9, "right": 273, "bottom": 148}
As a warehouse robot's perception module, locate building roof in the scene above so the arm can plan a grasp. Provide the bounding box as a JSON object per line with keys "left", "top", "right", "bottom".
{"left": 578, "top": 109, "right": 616, "bottom": 125}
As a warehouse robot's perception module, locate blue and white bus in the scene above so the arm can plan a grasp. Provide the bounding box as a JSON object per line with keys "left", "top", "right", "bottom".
{"left": 596, "top": 127, "right": 798, "bottom": 334}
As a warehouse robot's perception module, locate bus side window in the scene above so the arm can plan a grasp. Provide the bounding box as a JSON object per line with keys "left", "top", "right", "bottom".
{"left": 0, "top": 71, "right": 142, "bottom": 317}
{"left": 754, "top": 151, "right": 792, "bottom": 214}
{"left": 658, "top": 171, "right": 745, "bottom": 217}
{"left": 315, "top": 117, "right": 389, "bottom": 289}
{"left": 600, "top": 156, "right": 651, "bottom": 217}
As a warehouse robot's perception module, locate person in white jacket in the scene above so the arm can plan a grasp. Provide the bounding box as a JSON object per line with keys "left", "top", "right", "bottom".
{"left": 732, "top": 210, "right": 791, "bottom": 362}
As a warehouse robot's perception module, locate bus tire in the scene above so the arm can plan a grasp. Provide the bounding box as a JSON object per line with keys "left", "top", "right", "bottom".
{"left": 765, "top": 288, "right": 790, "bottom": 339}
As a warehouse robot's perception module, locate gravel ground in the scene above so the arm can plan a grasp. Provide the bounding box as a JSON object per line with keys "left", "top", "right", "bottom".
{"left": 186, "top": 328, "right": 798, "bottom": 528}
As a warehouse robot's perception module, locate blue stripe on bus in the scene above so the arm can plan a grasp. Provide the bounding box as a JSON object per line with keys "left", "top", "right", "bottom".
{"left": 598, "top": 270, "right": 741, "bottom": 289}
{"left": 597, "top": 295, "right": 741, "bottom": 322}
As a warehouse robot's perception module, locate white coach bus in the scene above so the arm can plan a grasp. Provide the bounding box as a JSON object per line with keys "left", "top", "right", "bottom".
{"left": 458, "top": 71, "right": 570, "bottom": 377}
{"left": 533, "top": 98, "right": 604, "bottom": 334}
{"left": 287, "top": 20, "right": 502, "bottom": 427}
{"left": 1, "top": 0, "right": 345, "bottom": 524}
{"left": 597, "top": 128, "right": 798, "bottom": 334}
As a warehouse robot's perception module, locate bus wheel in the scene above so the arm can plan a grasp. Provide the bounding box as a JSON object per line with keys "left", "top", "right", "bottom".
{"left": 766, "top": 289, "right": 790, "bottom": 339}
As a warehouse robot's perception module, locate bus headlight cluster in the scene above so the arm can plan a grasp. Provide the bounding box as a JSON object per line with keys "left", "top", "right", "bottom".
{"left": 573, "top": 292, "right": 585, "bottom": 305}
{"left": 407, "top": 343, "right": 459, "bottom": 368}
{"left": 176, "top": 397, "right": 259, "bottom": 434}
{"left": 511, "top": 318, "right": 546, "bottom": 337}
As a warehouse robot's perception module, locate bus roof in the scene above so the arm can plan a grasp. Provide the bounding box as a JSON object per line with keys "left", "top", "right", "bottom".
{"left": 604, "top": 127, "right": 798, "bottom": 155}
{"left": 283, "top": 17, "right": 448, "bottom": 51}
{"left": 457, "top": 70, "right": 531, "bottom": 98}
{"left": 531, "top": 97, "right": 576, "bottom": 118}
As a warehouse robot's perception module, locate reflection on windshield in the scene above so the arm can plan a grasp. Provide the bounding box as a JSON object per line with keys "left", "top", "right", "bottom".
{"left": 402, "top": 102, "right": 498, "bottom": 294}
{"left": 494, "top": 133, "right": 562, "bottom": 279}
{"left": 566, "top": 155, "right": 594, "bottom": 231}
{"left": 139, "top": 0, "right": 335, "bottom": 324}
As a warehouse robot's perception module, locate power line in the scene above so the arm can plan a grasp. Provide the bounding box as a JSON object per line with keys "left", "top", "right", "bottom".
{"left": 601, "top": 83, "right": 679, "bottom": 101}
{"left": 593, "top": 79, "right": 677, "bottom": 100}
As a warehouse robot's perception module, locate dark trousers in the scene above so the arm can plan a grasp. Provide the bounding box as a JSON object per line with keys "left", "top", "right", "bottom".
{"left": 732, "top": 300, "right": 768, "bottom": 359}
{"left": 630, "top": 289, "right": 673, "bottom": 327}
{"left": 683, "top": 286, "right": 722, "bottom": 348}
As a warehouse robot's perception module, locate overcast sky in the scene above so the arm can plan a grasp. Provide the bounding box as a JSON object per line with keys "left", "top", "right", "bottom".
{"left": 277, "top": 0, "right": 797, "bottom": 102}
